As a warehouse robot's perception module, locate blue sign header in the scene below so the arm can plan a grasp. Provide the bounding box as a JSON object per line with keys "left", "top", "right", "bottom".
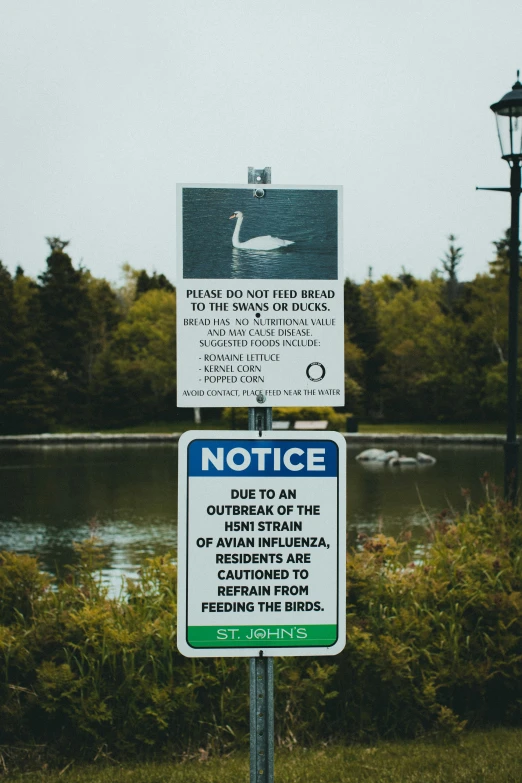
{"left": 188, "top": 438, "right": 339, "bottom": 478}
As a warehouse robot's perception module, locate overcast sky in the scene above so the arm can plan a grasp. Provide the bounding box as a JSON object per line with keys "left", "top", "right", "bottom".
{"left": 0, "top": 0, "right": 520, "bottom": 286}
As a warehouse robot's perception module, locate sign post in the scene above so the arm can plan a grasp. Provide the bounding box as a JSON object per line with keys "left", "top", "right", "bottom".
{"left": 176, "top": 168, "right": 345, "bottom": 783}
{"left": 247, "top": 166, "right": 274, "bottom": 783}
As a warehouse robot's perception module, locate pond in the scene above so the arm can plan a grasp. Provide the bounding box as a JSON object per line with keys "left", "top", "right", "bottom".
{"left": 0, "top": 442, "right": 505, "bottom": 593}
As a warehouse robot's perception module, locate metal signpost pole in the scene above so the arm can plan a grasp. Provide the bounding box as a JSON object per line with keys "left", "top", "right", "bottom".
{"left": 247, "top": 166, "right": 274, "bottom": 783}
{"left": 250, "top": 652, "right": 274, "bottom": 783}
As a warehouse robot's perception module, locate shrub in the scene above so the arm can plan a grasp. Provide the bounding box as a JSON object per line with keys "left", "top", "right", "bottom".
{"left": 0, "top": 543, "right": 334, "bottom": 761}
{"left": 331, "top": 493, "right": 522, "bottom": 738}
{"left": 2, "top": 491, "right": 522, "bottom": 762}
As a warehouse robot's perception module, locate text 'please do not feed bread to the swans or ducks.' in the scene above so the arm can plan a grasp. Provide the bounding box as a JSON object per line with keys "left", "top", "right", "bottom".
{"left": 229, "top": 210, "right": 294, "bottom": 250}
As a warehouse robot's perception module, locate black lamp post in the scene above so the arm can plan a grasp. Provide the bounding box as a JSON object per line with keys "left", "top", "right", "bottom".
{"left": 485, "top": 74, "right": 522, "bottom": 502}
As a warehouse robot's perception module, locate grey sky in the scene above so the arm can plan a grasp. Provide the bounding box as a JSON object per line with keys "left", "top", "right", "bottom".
{"left": 0, "top": 0, "right": 519, "bottom": 286}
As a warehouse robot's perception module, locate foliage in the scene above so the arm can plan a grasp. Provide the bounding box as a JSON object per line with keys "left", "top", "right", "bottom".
{"left": 438, "top": 234, "right": 465, "bottom": 316}
{"left": 344, "top": 278, "right": 382, "bottom": 419}
{"left": 0, "top": 542, "right": 334, "bottom": 761}
{"left": 1, "top": 227, "right": 521, "bottom": 432}
{"left": 341, "top": 226, "right": 522, "bottom": 423}
{"left": 135, "top": 270, "right": 175, "bottom": 299}
{"left": 2, "top": 496, "right": 522, "bottom": 763}
{"left": 221, "top": 407, "right": 350, "bottom": 429}
{"left": 336, "top": 488, "right": 522, "bottom": 739}
{"left": 37, "top": 241, "right": 94, "bottom": 422}
{"left": 92, "top": 289, "right": 177, "bottom": 426}
{"left": 0, "top": 263, "right": 54, "bottom": 434}
{"left": 488, "top": 228, "right": 521, "bottom": 277}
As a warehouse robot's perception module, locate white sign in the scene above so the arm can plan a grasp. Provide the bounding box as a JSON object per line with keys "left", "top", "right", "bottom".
{"left": 176, "top": 185, "right": 344, "bottom": 408}
{"left": 177, "top": 430, "right": 346, "bottom": 657}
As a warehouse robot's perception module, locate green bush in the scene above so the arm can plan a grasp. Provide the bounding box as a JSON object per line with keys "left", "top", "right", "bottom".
{"left": 2, "top": 490, "right": 522, "bottom": 762}
{"left": 335, "top": 491, "right": 522, "bottom": 738}
{"left": 0, "top": 543, "right": 334, "bottom": 761}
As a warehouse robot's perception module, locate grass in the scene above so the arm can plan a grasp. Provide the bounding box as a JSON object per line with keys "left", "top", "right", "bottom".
{"left": 53, "top": 419, "right": 229, "bottom": 434}
{"left": 6, "top": 728, "right": 522, "bottom": 783}
{"left": 51, "top": 420, "right": 507, "bottom": 436}
{"left": 358, "top": 422, "right": 506, "bottom": 435}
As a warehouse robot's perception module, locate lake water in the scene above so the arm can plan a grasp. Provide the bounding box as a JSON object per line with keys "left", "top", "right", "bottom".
{"left": 0, "top": 442, "right": 505, "bottom": 593}
{"left": 182, "top": 187, "right": 339, "bottom": 280}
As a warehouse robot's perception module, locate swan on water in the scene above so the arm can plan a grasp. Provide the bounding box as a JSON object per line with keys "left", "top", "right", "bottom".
{"left": 229, "top": 210, "right": 294, "bottom": 250}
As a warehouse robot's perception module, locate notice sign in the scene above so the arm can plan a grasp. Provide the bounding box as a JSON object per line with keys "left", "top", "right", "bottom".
{"left": 176, "top": 185, "right": 344, "bottom": 408}
{"left": 177, "top": 431, "right": 346, "bottom": 657}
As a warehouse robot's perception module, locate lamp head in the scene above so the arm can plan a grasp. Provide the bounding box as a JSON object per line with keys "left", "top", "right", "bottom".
{"left": 490, "top": 72, "right": 522, "bottom": 161}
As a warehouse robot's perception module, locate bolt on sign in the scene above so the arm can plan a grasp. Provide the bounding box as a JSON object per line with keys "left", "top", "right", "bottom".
{"left": 176, "top": 184, "right": 344, "bottom": 408}
{"left": 177, "top": 431, "right": 346, "bottom": 657}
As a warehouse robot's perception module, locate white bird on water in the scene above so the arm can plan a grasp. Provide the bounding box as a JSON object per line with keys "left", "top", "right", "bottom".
{"left": 229, "top": 211, "right": 294, "bottom": 250}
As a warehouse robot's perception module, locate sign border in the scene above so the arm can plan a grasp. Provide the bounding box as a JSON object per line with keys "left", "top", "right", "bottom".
{"left": 177, "top": 430, "right": 346, "bottom": 657}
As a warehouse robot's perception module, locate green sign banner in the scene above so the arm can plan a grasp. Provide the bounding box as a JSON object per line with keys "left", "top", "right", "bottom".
{"left": 187, "top": 624, "right": 338, "bottom": 648}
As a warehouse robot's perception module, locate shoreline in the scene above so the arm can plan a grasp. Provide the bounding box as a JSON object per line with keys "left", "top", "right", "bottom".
{"left": 0, "top": 431, "right": 512, "bottom": 445}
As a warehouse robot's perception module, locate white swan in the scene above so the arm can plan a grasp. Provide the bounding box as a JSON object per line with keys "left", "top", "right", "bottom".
{"left": 229, "top": 211, "right": 294, "bottom": 250}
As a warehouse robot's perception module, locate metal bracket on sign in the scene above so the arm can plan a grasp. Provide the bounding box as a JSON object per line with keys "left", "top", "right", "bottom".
{"left": 248, "top": 167, "right": 271, "bottom": 198}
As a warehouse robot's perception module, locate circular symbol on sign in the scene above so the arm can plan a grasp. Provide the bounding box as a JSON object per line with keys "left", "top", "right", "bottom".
{"left": 306, "top": 362, "right": 326, "bottom": 382}
{"left": 254, "top": 629, "right": 266, "bottom": 639}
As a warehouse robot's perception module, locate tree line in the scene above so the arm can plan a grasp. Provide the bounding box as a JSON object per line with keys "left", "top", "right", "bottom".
{"left": 344, "top": 231, "right": 521, "bottom": 423}
{"left": 0, "top": 238, "right": 176, "bottom": 433}
{"left": 0, "top": 233, "right": 519, "bottom": 434}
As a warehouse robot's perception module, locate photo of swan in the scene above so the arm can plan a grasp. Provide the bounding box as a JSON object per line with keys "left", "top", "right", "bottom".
{"left": 181, "top": 186, "right": 339, "bottom": 280}
{"left": 229, "top": 210, "right": 294, "bottom": 250}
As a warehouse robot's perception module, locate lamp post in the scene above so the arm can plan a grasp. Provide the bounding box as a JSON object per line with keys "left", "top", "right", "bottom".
{"left": 485, "top": 74, "right": 522, "bottom": 502}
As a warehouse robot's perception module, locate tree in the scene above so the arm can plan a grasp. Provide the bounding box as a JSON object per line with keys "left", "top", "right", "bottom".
{"left": 488, "top": 228, "right": 521, "bottom": 277}
{"left": 366, "top": 274, "right": 478, "bottom": 422}
{"left": 398, "top": 267, "right": 416, "bottom": 290}
{"left": 481, "top": 360, "right": 522, "bottom": 419}
{"left": 344, "top": 324, "right": 365, "bottom": 415}
{"left": 441, "top": 234, "right": 463, "bottom": 281}
{"left": 38, "top": 238, "right": 93, "bottom": 423}
{"left": 82, "top": 275, "right": 122, "bottom": 379}
{"left": 344, "top": 278, "right": 383, "bottom": 419}
{"left": 440, "top": 234, "right": 463, "bottom": 312}
{"left": 372, "top": 278, "right": 442, "bottom": 420}
{"left": 92, "top": 289, "right": 177, "bottom": 426}
{"left": 135, "top": 269, "right": 175, "bottom": 299}
{"left": 465, "top": 256, "right": 522, "bottom": 418}
{"left": 0, "top": 263, "right": 54, "bottom": 433}
{"left": 45, "top": 237, "right": 70, "bottom": 252}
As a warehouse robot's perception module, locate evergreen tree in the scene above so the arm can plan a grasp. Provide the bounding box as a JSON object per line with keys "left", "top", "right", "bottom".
{"left": 441, "top": 234, "right": 462, "bottom": 281}
{"left": 488, "top": 228, "right": 521, "bottom": 277}
{"left": 0, "top": 263, "right": 54, "bottom": 433}
{"left": 344, "top": 278, "right": 383, "bottom": 419}
{"left": 135, "top": 270, "right": 174, "bottom": 299}
{"left": 398, "top": 267, "right": 416, "bottom": 290}
{"left": 83, "top": 275, "right": 123, "bottom": 426}
{"left": 0, "top": 263, "right": 18, "bottom": 430}
{"left": 440, "top": 234, "right": 463, "bottom": 311}
{"left": 38, "top": 238, "right": 93, "bottom": 423}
